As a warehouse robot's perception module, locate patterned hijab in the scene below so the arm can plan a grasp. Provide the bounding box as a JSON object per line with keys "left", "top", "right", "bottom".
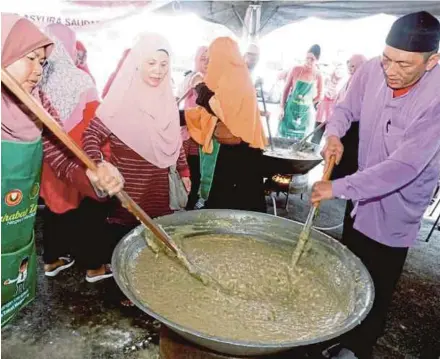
{"left": 40, "top": 24, "right": 99, "bottom": 132}
{"left": 45, "top": 24, "right": 76, "bottom": 60}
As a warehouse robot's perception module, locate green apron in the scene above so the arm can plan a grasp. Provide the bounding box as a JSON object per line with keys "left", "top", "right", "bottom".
{"left": 278, "top": 80, "right": 314, "bottom": 140}
{"left": 1, "top": 138, "right": 42, "bottom": 326}
{"left": 198, "top": 138, "right": 221, "bottom": 203}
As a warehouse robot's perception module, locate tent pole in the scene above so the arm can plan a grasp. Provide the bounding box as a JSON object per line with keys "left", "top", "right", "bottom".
{"left": 242, "top": 3, "right": 261, "bottom": 45}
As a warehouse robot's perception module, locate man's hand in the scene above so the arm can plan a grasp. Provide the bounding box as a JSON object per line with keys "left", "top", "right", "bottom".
{"left": 311, "top": 180, "right": 333, "bottom": 205}
{"left": 321, "top": 135, "right": 344, "bottom": 173}
{"left": 86, "top": 161, "right": 124, "bottom": 196}
{"left": 182, "top": 177, "right": 191, "bottom": 193}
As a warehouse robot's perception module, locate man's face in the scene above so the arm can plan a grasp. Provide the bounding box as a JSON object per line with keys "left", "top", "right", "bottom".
{"left": 244, "top": 52, "right": 259, "bottom": 71}
{"left": 381, "top": 45, "right": 439, "bottom": 89}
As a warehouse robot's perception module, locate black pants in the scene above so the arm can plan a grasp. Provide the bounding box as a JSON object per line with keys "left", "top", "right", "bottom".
{"left": 105, "top": 222, "right": 137, "bottom": 258}
{"left": 205, "top": 142, "right": 266, "bottom": 213}
{"left": 311, "top": 122, "right": 326, "bottom": 145}
{"left": 331, "top": 122, "right": 359, "bottom": 180}
{"left": 335, "top": 201, "right": 408, "bottom": 358}
{"left": 186, "top": 154, "right": 201, "bottom": 211}
{"left": 43, "top": 205, "right": 74, "bottom": 264}
{"left": 43, "top": 198, "right": 110, "bottom": 270}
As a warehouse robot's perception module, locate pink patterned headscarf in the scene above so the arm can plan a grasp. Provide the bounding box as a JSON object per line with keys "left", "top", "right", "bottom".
{"left": 45, "top": 23, "right": 77, "bottom": 61}
{"left": 96, "top": 33, "right": 181, "bottom": 169}
{"left": 41, "top": 24, "right": 99, "bottom": 132}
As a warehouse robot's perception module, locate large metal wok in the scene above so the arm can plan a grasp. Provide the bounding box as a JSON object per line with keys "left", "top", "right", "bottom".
{"left": 112, "top": 210, "right": 374, "bottom": 357}
{"left": 262, "top": 137, "right": 323, "bottom": 176}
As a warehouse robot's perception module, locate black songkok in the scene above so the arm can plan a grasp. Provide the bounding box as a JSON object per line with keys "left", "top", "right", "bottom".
{"left": 386, "top": 11, "right": 440, "bottom": 52}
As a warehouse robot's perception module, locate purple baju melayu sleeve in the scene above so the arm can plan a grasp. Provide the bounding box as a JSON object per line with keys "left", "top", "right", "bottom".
{"left": 333, "top": 101, "right": 440, "bottom": 201}
{"left": 323, "top": 58, "right": 440, "bottom": 247}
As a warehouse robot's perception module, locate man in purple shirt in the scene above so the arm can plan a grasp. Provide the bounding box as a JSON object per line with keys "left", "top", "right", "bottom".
{"left": 312, "top": 11, "right": 440, "bottom": 359}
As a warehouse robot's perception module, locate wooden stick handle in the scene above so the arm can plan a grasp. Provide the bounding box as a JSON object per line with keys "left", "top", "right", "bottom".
{"left": 115, "top": 191, "right": 175, "bottom": 250}
{"left": 322, "top": 155, "right": 336, "bottom": 181}
{"left": 313, "top": 155, "right": 336, "bottom": 208}
{"left": 2, "top": 69, "right": 99, "bottom": 172}
{"left": 1, "top": 68, "right": 177, "bottom": 254}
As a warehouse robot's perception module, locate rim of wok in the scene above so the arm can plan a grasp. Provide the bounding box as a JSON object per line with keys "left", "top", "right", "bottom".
{"left": 112, "top": 209, "right": 375, "bottom": 351}
{"left": 263, "top": 137, "right": 322, "bottom": 157}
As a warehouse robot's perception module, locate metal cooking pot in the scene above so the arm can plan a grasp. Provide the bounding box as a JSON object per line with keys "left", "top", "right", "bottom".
{"left": 262, "top": 137, "right": 322, "bottom": 176}
{"left": 112, "top": 210, "right": 374, "bottom": 357}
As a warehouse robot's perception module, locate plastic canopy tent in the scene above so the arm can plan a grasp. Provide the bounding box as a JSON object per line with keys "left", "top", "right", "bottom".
{"left": 5, "top": 1, "right": 440, "bottom": 36}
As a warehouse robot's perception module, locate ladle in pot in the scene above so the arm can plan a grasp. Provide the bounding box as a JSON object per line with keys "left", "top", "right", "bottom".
{"left": 290, "top": 121, "right": 326, "bottom": 152}
{"left": 291, "top": 155, "right": 336, "bottom": 266}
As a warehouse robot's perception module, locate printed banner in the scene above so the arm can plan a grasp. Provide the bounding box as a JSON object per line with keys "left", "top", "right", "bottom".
{"left": 20, "top": 13, "right": 99, "bottom": 27}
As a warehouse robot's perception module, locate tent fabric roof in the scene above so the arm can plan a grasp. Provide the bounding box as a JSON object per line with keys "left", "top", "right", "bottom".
{"left": 155, "top": 1, "right": 440, "bottom": 36}
{"left": 41, "top": 1, "right": 439, "bottom": 36}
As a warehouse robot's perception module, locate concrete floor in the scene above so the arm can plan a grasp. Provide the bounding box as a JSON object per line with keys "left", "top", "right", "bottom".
{"left": 1, "top": 215, "right": 161, "bottom": 359}
{"left": 2, "top": 162, "right": 439, "bottom": 359}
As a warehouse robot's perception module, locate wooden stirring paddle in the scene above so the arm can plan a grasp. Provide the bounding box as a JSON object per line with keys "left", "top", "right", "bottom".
{"left": 291, "top": 155, "right": 336, "bottom": 266}
{"left": 1, "top": 68, "right": 180, "bottom": 257}
{"left": 1, "top": 68, "right": 250, "bottom": 290}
